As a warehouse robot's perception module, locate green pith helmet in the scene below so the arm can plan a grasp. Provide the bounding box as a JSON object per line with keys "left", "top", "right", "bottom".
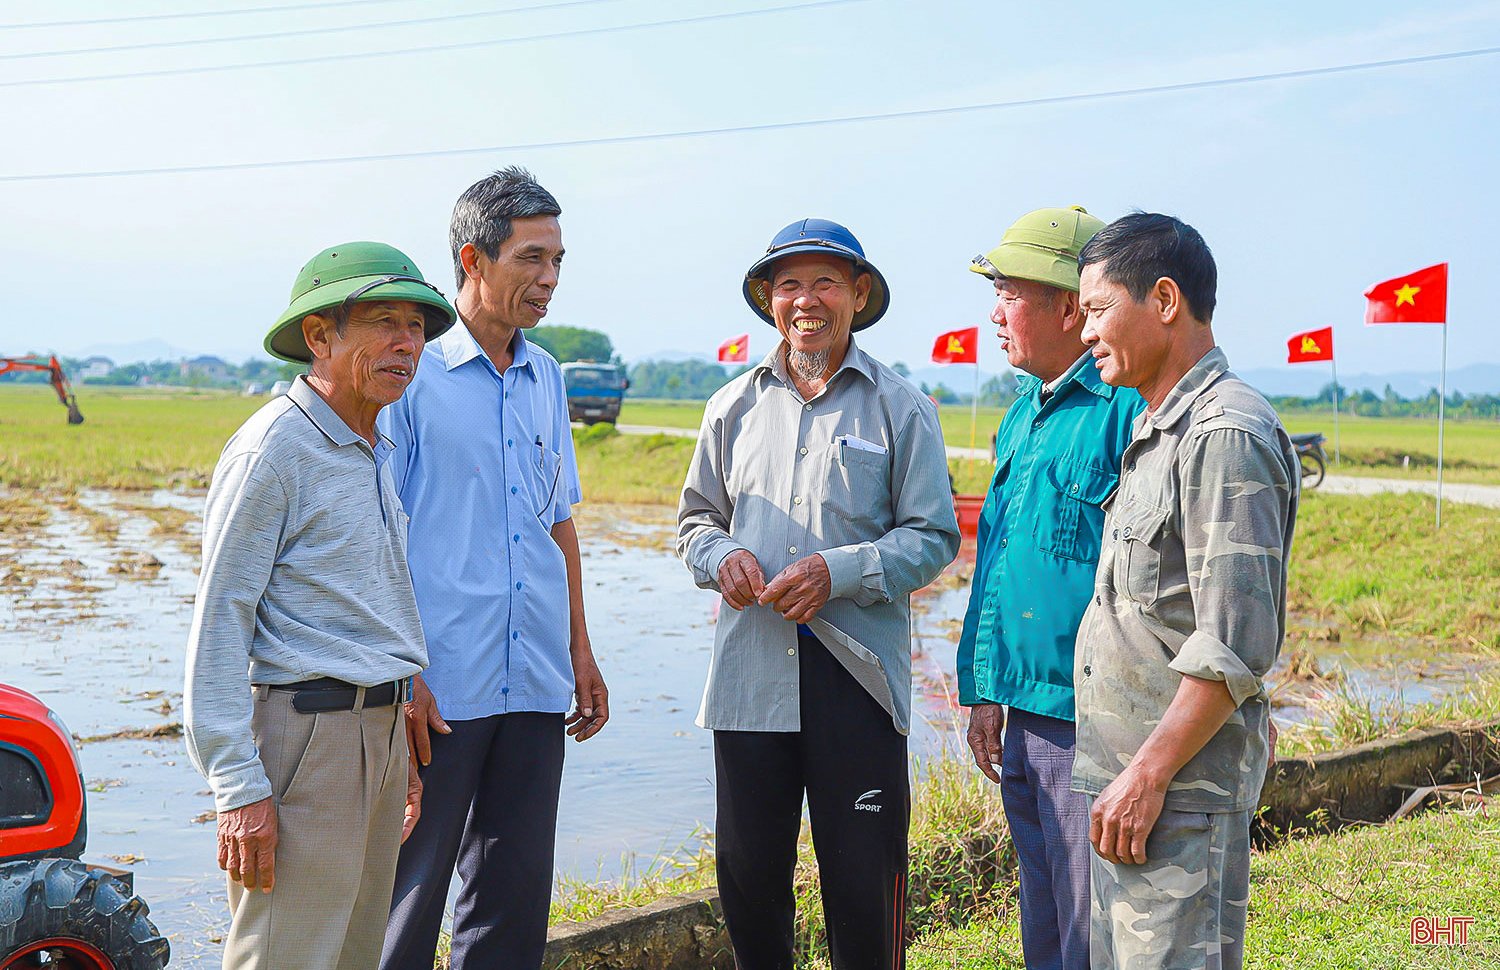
{"left": 969, "top": 206, "right": 1105, "bottom": 293}
{"left": 265, "top": 241, "right": 457, "bottom": 363}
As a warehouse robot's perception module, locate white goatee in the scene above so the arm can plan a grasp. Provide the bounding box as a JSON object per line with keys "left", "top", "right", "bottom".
{"left": 788, "top": 347, "right": 831, "bottom": 382}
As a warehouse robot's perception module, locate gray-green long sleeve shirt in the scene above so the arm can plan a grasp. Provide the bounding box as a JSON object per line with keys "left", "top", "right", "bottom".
{"left": 1072, "top": 348, "right": 1299, "bottom": 813}
{"left": 677, "top": 340, "right": 960, "bottom": 735}
{"left": 183, "top": 377, "right": 427, "bottom": 813}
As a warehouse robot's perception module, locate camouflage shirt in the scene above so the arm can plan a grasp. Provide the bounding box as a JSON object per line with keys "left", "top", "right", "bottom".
{"left": 1072, "top": 347, "right": 1299, "bottom": 813}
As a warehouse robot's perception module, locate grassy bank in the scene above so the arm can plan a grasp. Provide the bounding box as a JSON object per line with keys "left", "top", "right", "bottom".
{"left": 900, "top": 805, "right": 1500, "bottom": 969}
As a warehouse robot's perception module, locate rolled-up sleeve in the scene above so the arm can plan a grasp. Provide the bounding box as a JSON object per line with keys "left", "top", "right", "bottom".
{"left": 677, "top": 412, "right": 749, "bottom": 590}
{"left": 183, "top": 450, "right": 288, "bottom": 813}
{"left": 823, "top": 402, "right": 960, "bottom": 605}
{"left": 1167, "top": 428, "right": 1293, "bottom": 706}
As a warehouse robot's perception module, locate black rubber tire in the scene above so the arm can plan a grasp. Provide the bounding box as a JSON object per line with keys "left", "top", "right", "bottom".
{"left": 0, "top": 859, "right": 169, "bottom": 969}
{"left": 1300, "top": 452, "right": 1326, "bottom": 489}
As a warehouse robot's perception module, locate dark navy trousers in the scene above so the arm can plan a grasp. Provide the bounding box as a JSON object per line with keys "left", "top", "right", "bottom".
{"left": 1001, "top": 707, "right": 1092, "bottom": 970}
{"left": 380, "top": 711, "right": 565, "bottom": 970}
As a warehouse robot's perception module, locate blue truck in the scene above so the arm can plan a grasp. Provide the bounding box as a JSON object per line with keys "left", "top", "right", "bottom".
{"left": 561, "top": 362, "right": 628, "bottom": 425}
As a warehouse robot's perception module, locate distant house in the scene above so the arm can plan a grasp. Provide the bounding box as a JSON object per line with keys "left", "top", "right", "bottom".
{"left": 180, "top": 355, "right": 231, "bottom": 382}
{"left": 79, "top": 356, "right": 113, "bottom": 380}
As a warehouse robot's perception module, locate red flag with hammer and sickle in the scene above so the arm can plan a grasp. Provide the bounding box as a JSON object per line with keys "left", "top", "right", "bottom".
{"left": 1286, "top": 326, "right": 1333, "bottom": 364}
{"left": 931, "top": 327, "right": 979, "bottom": 364}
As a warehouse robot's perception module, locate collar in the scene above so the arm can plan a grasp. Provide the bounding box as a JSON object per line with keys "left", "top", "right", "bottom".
{"left": 1146, "top": 346, "right": 1230, "bottom": 430}
{"left": 287, "top": 375, "right": 390, "bottom": 452}
{"left": 1019, "top": 351, "right": 1112, "bottom": 404}
{"left": 754, "top": 335, "right": 877, "bottom": 390}
{"left": 438, "top": 318, "right": 535, "bottom": 375}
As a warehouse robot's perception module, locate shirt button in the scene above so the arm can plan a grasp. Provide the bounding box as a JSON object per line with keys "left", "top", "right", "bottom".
{"left": 511, "top": 486, "right": 519, "bottom": 495}
{"left": 513, "top": 534, "right": 520, "bottom": 542}
{"left": 1083, "top": 665, "right": 1092, "bottom": 677}
{"left": 799, "top": 447, "right": 808, "bottom": 456}
{"left": 999, "top": 538, "right": 1008, "bottom": 548}
{"left": 512, "top": 631, "right": 519, "bottom": 640}
{"left": 788, "top": 648, "right": 796, "bottom": 656}
{"left": 789, "top": 546, "right": 797, "bottom": 555}
{"left": 1070, "top": 483, "right": 1080, "bottom": 494}
{"left": 515, "top": 581, "right": 523, "bottom": 590}
{"left": 794, "top": 496, "right": 802, "bottom": 505}
{"left": 501, "top": 686, "right": 509, "bottom": 695}
{"left": 1122, "top": 526, "right": 1133, "bottom": 539}
{"left": 507, "top": 439, "right": 513, "bottom": 447}
{"left": 804, "top": 404, "right": 812, "bottom": 411}
{"left": 1113, "top": 529, "right": 1119, "bottom": 540}
{"left": 1096, "top": 594, "right": 1103, "bottom": 605}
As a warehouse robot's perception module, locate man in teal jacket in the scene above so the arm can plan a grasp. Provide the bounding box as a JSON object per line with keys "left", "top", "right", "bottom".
{"left": 957, "top": 206, "right": 1144, "bottom": 970}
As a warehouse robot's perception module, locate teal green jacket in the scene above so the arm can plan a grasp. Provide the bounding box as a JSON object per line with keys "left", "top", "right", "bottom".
{"left": 956, "top": 358, "right": 1145, "bottom": 719}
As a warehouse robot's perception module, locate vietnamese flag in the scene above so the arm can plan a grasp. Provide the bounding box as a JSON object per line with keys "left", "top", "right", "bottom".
{"left": 718, "top": 334, "right": 748, "bottom": 363}
{"left": 932, "top": 326, "right": 979, "bottom": 364}
{"left": 1364, "top": 263, "right": 1447, "bottom": 324}
{"left": 1287, "top": 326, "right": 1333, "bottom": 364}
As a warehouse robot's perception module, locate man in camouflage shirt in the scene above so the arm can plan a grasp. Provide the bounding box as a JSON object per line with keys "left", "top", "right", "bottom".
{"left": 1072, "top": 213, "right": 1299, "bottom": 970}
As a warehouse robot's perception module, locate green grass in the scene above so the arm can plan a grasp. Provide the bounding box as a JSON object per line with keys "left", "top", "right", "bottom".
{"left": 1288, "top": 491, "right": 1500, "bottom": 647}
{"left": 1282, "top": 412, "right": 1500, "bottom": 485}
{"left": 897, "top": 806, "right": 1500, "bottom": 969}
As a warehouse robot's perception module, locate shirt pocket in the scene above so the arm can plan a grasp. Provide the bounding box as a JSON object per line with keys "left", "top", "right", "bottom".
{"left": 525, "top": 444, "right": 564, "bottom": 523}
{"left": 1040, "top": 459, "right": 1118, "bottom": 563}
{"left": 1113, "top": 498, "right": 1170, "bottom": 607}
{"left": 826, "top": 444, "right": 891, "bottom": 531}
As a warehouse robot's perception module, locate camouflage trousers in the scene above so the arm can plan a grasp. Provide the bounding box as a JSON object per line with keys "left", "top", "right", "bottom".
{"left": 1087, "top": 804, "right": 1252, "bottom": 970}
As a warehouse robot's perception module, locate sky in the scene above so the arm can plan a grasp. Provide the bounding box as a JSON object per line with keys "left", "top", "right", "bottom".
{"left": 2, "top": 0, "right": 1497, "bottom": 383}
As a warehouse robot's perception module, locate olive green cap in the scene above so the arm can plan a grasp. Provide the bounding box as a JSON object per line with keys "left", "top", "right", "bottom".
{"left": 265, "top": 241, "right": 457, "bottom": 364}
{"left": 969, "top": 205, "right": 1105, "bottom": 293}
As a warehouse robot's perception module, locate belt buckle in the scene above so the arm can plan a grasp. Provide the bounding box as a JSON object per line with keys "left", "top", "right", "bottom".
{"left": 399, "top": 677, "right": 414, "bottom": 704}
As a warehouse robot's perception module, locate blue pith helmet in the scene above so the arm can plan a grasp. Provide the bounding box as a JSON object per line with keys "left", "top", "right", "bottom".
{"left": 742, "top": 218, "right": 890, "bottom": 331}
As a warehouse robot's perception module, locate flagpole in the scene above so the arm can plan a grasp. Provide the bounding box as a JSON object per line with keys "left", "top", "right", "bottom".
{"left": 1331, "top": 354, "right": 1341, "bottom": 464}
{"left": 969, "top": 362, "right": 980, "bottom": 453}
{"left": 1436, "top": 321, "right": 1447, "bottom": 529}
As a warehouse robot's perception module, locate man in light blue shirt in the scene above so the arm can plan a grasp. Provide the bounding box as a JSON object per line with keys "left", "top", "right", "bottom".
{"left": 378, "top": 167, "right": 610, "bottom": 970}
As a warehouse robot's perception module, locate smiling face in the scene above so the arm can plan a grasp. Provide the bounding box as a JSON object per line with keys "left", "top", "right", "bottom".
{"left": 1078, "top": 263, "right": 1171, "bottom": 391}
{"left": 304, "top": 299, "right": 427, "bottom": 408}
{"left": 767, "top": 252, "right": 870, "bottom": 363}
{"left": 460, "top": 214, "right": 564, "bottom": 331}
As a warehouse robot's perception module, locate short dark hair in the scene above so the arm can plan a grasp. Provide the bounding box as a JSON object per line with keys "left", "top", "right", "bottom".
{"left": 450, "top": 166, "right": 561, "bottom": 290}
{"left": 1077, "top": 212, "right": 1216, "bottom": 323}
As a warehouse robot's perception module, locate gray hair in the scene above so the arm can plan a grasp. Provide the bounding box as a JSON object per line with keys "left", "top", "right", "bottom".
{"left": 449, "top": 166, "right": 562, "bottom": 290}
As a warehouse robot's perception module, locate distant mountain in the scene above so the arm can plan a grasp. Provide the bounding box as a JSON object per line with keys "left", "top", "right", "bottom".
{"left": 1237, "top": 362, "right": 1500, "bottom": 398}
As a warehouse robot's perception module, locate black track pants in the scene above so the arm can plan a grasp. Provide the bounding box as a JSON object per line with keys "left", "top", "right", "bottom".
{"left": 713, "top": 632, "right": 910, "bottom": 970}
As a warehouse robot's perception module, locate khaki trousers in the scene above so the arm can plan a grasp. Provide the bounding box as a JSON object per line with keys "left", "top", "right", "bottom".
{"left": 224, "top": 686, "right": 408, "bottom": 970}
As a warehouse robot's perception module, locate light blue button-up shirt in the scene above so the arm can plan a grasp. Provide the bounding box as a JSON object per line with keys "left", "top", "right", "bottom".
{"left": 379, "top": 321, "right": 582, "bottom": 721}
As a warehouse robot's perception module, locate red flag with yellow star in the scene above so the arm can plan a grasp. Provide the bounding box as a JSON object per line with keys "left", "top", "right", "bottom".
{"left": 931, "top": 326, "right": 979, "bottom": 364}
{"left": 717, "top": 334, "right": 748, "bottom": 363}
{"left": 1364, "top": 263, "right": 1447, "bottom": 324}
{"left": 1287, "top": 326, "right": 1333, "bottom": 363}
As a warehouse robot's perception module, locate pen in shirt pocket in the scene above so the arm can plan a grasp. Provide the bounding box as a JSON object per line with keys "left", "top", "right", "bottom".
{"left": 534, "top": 435, "right": 545, "bottom": 469}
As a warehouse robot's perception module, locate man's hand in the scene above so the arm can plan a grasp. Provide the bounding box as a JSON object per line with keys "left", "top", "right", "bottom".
{"left": 402, "top": 755, "right": 422, "bottom": 843}
{"left": 217, "top": 796, "right": 278, "bottom": 892}
{"left": 717, "top": 549, "right": 766, "bottom": 611}
{"left": 758, "top": 554, "right": 831, "bottom": 623}
{"left": 1089, "top": 765, "right": 1166, "bottom": 866}
{"left": 966, "top": 704, "right": 1004, "bottom": 784}
{"left": 565, "top": 646, "right": 610, "bottom": 743}
{"left": 404, "top": 674, "right": 450, "bottom": 767}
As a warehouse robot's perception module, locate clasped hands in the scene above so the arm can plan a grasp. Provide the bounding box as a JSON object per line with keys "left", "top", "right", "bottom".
{"left": 718, "top": 549, "right": 830, "bottom": 624}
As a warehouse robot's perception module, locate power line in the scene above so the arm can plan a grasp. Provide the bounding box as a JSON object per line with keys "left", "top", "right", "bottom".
{"left": 0, "top": 0, "right": 406, "bottom": 30}
{"left": 3, "top": 44, "right": 1494, "bottom": 183}
{"left": 0, "top": 0, "right": 867, "bottom": 87}
{"left": 1, "top": 0, "right": 632, "bottom": 61}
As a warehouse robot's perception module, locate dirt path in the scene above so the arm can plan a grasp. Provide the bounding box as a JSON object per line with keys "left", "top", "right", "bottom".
{"left": 1318, "top": 475, "right": 1500, "bottom": 508}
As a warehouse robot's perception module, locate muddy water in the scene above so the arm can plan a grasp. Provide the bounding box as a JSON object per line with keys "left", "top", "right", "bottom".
{"left": 1, "top": 492, "right": 1489, "bottom": 967}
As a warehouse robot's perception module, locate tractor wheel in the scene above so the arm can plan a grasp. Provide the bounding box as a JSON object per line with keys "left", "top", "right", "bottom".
{"left": 0, "top": 860, "right": 169, "bottom": 970}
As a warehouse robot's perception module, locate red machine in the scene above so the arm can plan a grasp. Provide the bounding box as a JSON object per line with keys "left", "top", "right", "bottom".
{"left": 0, "top": 357, "right": 84, "bottom": 424}
{"left": 0, "top": 684, "right": 168, "bottom": 969}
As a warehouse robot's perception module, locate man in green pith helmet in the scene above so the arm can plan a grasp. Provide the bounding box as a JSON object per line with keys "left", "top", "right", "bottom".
{"left": 183, "top": 241, "right": 455, "bottom": 968}
{"left": 956, "top": 206, "right": 1144, "bottom": 970}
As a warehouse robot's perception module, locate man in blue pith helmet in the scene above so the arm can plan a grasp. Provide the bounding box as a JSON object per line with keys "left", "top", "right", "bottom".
{"left": 678, "top": 218, "right": 960, "bottom": 969}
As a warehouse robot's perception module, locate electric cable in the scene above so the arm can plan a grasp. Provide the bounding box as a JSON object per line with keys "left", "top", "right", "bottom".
{"left": 2, "top": 43, "right": 1494, "bottom": 183}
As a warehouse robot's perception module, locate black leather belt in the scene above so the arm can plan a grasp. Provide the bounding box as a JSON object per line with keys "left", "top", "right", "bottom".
{"left": 266, "top": 677, "right": 413, "bottom": 714}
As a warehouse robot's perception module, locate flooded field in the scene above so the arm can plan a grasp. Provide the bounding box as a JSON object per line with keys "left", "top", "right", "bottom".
{"left": 1, "top": 490, "right": 1493, "bottom": 966}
